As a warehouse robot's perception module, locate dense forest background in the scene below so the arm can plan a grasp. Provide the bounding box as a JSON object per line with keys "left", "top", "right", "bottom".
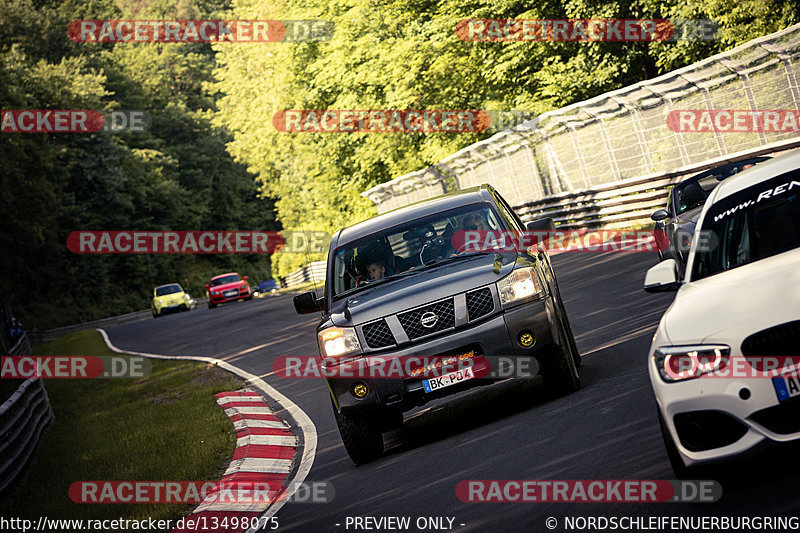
{"left": 1, "top": 0, "right": 798, "bottom": 329}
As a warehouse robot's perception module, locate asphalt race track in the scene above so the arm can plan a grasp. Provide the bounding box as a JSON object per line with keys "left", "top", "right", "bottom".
{"left": 106, "top": 251, "right": 800, "bottom": 531}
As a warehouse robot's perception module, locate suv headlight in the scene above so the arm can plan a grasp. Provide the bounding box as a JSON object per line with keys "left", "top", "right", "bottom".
{"left": 496, "top": 266, "right": 542, "bottom": 307}
{"left": 653, "top": 345, "right": 730, "bottom": 382}
{"left": 318, "top": 327, "right": 361, "bottom": 359}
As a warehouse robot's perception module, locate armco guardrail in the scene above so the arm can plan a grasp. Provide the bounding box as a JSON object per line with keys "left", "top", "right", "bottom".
{"left": 282, "top": 261, "right": 326, "bottom": 288}
{"left": 33, "top": 297, "right": 208, "bottom": 344}
{"left": 362, "top": 24, "right": 800, "bottom": 223}
{"left": 517, "top": 140, "right": 800, "bottom": 228}
{"left": 7, "top": 330, "right": 32, "bottom": 358}
{"left": 1, "top": 333, "right": 54, "bottom": 495}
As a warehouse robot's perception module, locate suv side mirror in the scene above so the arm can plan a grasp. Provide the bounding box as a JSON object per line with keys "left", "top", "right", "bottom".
{"left": 243, "top": 275, "right": 248, "bottom": 281}
{"left": 651, "top": 209, "right": 669, "bottom": 222}
{"left": 644, "top": 259, "right": 682, "bottom": 292}
{"left": 525, "top": 217, "right": 556, "bottom": 233}
{"left": 294, "top": 290, "right": 323, "bottom": 314}
{"left": 204, "top": 284, "right": 210, "bottom": 290}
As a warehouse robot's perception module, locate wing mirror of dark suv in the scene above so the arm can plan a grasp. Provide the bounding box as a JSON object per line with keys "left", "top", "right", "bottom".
{"left": 525, "top": 217, "right": 556, "bottom": 233}
{"left": 294, "top": 290, "right": 323, "bottom": 314}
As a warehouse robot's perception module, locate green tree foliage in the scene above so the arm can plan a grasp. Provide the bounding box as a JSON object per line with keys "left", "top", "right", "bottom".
{"left": 2, "top": 0, "right": 798, "bottom": 326}
{"left": 213, "top": 0, "right": 798, "bottom": 236}
{"left": 0, "top": 0, "right": 278, "bottom": 329}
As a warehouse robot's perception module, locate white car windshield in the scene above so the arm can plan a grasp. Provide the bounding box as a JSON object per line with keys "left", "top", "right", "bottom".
{"left": 692, "top": 170, "right": 800, "bottom": 280}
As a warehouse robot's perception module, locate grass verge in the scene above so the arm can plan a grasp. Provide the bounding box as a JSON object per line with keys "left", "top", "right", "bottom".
{"left": 0, "top": 330, "right": 243, "bottom": 523}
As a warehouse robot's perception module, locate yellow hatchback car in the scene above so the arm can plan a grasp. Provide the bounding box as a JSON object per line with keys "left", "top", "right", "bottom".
{"left": 151, "top": 283, "right": 195, "bottom": 318}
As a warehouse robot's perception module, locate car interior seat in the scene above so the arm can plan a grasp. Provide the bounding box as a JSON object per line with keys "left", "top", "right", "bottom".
{"left": 678, "top": 182, "right": 706, "bottom": 211}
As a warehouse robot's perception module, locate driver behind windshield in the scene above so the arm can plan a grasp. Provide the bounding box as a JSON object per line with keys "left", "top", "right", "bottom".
{"left": 445, "top": 211, "right": 494, "bottom": 255}
{"left": 460, "top": 212, "right": 488, "bottom": 232}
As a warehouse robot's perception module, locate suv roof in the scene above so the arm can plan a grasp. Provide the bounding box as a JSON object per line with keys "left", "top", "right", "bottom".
{"left": 338, "top": 185, "right": 496, "bottom": 245}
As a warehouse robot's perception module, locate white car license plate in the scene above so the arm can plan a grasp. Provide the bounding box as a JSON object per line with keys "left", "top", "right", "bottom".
{"left": 773, "top": 375, "right": 800, "bottom": 402}
{"left": 423, "top": 367, "right": 475, "bottom": 393}
{"left": 224, "top": 290, "right": 238, "bottom": 297}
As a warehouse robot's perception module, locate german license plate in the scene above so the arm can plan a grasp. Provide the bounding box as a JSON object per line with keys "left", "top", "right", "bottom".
{"left": 423, "top": 367, "right": 475, "bottom": 393}
{"left": 773, "top": 375, "right": 800, "bottom": 402}
{"left": 224, "top": 289, "right": 238, "bottom": 297}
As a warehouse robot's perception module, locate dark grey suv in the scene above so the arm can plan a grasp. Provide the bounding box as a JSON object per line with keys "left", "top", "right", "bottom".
{"left": 294, "top": 185, "right": 580, "bottom": 464}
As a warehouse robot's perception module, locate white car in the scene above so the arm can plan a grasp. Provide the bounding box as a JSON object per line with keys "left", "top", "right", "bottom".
{"left": 644, "top": 149, "right": 800, "bottom": 476}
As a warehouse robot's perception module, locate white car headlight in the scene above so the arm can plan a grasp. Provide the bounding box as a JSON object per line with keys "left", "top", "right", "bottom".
{"left": 653, "top": 345, "right": 730, "bottom": 382}
{"left": 496, "top": 266, "right": 542, "bottom": 307}
{"left": 318, "top": 327, "right": 361, "bottom": 359}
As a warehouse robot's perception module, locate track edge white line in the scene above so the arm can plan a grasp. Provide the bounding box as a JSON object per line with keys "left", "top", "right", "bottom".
{"left": 97, "top": 327, "right": 317, "bottom": 529}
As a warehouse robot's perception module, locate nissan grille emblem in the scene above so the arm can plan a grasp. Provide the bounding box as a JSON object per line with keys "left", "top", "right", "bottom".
{"left": 420, "top": 311, "right": 438, "bottom": 328}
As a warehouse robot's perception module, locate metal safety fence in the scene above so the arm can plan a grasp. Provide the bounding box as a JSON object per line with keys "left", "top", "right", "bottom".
{"left": 282, "top": 261, "right": 327, "bottom": 288}
{"left": 362, "top": 24, "right": 800, "bottom": 224}
{"left": 0, "top": 333, "right": 54, "bottom": 495}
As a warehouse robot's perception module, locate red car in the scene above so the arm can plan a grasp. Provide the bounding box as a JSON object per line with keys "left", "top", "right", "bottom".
{"left": 205, "top": 272, "right": 252, "bottom": 308}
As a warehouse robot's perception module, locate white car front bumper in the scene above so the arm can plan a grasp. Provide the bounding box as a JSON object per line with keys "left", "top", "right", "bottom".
{"left": 650, "top": 356, "right": 800, "bottom": 467}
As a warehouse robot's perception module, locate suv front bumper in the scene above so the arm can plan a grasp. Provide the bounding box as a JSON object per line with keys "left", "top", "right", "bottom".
{"left": 330, "top": 298, "right": 560, "bottom": 414}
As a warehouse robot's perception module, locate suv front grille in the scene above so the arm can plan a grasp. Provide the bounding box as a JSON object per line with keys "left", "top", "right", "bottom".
{"left": 466, "top": 288, "right": 493, "bottom": 321}
{"left": 742, "top": 321, "right": 800, "bottom": 356}
{"left": 398, "top": 299, "right": 456, "bottom": 340}
{"left": 362, "top": 319, "right": 395, "bottom": 348}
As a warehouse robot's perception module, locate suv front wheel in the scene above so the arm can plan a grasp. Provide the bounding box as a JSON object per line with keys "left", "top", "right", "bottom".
{"left": 332, "top": 401, "right": 384, "bottom": 465}
{"left": 542, "top": 317, "right": 581, "bottom": 395}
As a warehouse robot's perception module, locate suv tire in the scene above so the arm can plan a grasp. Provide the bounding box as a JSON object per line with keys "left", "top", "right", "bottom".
{"left": 555, "top": 294, "right": 581, "bottom": 368}
{"left": 333, "top": 402, "right": 384, "bottom": 465}
{"left": 542, "top": 318, "right": 580, "bottom": 395}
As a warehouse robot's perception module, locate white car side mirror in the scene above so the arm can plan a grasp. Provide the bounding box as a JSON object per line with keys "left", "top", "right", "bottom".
{"left": 644, "top": 259, "right": 682, "bottom": 293}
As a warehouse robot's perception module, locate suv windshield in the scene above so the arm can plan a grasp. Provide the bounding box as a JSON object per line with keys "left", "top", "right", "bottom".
{"left": 692, "top": 170, "right": 800, "bottom": 281}
{"left": 332, "top": 203, "right": 503, "bottom": 297}
{"left": 211, "top": 274, "right": 240, "bottom": 286}
{"left": 155, "top": 284, "right": 182, "bottom": 296}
